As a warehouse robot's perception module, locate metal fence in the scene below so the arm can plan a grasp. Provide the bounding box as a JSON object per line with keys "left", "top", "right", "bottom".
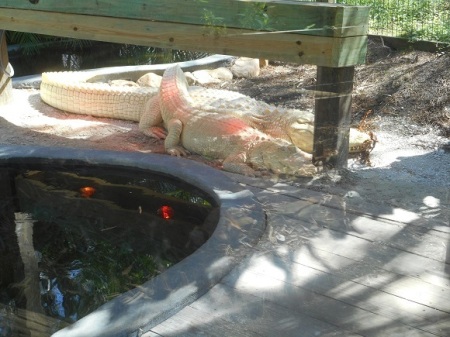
{"left": 306, "top": 0, "right": 450, "bottom": 42}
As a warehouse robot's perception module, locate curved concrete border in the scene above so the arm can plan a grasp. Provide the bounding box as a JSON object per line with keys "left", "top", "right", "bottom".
{"left": 12, "top": 54, "right": 234, "bottom": 88}
{"left": 0, "top": 145, "right": 265, "bottom": 337}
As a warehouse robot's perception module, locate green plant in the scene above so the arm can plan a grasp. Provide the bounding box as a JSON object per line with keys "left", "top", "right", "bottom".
{"left": 6, "top": 31, "right": 93, "bottom": 55}
{"left": 201, "top": 9, "right": 227, "bottom": 37}
{"left": 337, "top": 0, "right": 450, "bottom": 43}
{"left": 238, "top": 2, "right": 271, "bottom": 31}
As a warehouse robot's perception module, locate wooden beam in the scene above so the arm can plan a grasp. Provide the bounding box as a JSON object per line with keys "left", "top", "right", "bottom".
{"left": 311, "top": 0, "right": 356, "bottom": 169}
{"left": 0, "top": 29, "right": 12, "bottom": 105}
{"left": 313, "top": 65, "right": 354, "bottom": 168}
{"left": 0, "top": 0, "right": 369, "bottom": 37}
{"left": 0, "top": 8, "right": 367, "bottom": 67}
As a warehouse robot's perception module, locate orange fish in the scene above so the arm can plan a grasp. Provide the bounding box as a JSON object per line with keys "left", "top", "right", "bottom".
{"left": 158, "top": 205, "right": 174, "bottom": 220}
{"left": 80, "top": 186, "right": 96, "bottom": 198}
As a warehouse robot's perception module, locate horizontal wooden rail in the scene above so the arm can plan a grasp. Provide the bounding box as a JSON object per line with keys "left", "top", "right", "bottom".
{"left": 0, "top": 0, "right": 369, "bottom": 68}
{"left": 0, "top": 0, "right": 369, "bottom": 37}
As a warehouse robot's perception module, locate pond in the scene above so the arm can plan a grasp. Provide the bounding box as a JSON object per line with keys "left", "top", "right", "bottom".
{"left": 0, "top": 146, "right": 265, "bottom": 337}
{"left": 0, "top": 162, "right": 217, "bottom": 334}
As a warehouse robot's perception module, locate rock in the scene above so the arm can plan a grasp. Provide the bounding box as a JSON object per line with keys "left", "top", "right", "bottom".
{"left": 259, "top": 58, "right": 269, "bottom": 67}
{"left": 136, "top": 73, "right": 162, "bottom": 88}
{"left": 184, "top": 71, "right": 197, "bottom": 85}
{"left": 183, "top": 72, "right": 197, "bottom": 85}
{"left": 208, "top": 67, "right": 233, "bottom": 81}
{"left": 230, "top": 57, "right": 260, "bottom": 78}
{"left": 191, "top": 69, "right": 221, "bottom": 85}
{"left": 109, "top": 79, "right": 139, "bottom": 87}
{"left": 190, "top": 68, "right": 233, "bottom": 85}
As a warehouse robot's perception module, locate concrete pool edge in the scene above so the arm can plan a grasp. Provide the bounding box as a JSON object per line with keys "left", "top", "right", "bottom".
{"left": 12, "top": 54, "right": 234, "bottom": 88}
{"left": 0, "top": 145, "right": 266, "bottom": 337}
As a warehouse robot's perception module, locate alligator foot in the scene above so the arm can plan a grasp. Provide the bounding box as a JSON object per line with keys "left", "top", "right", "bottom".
{"left": 142, "top": 126, "right": 167, "bottom": 140}
{"left": 167, "top": 146, "right": 190, "bottom": 157}
{"left": 223, "top": 154, "right": 260, "bottom": 177}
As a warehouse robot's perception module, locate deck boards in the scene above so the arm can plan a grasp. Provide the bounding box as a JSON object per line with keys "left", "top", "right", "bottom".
{"left": 144, "top": 175, "right": 449, "bottom": 337}
{"left": 149, "top": 283, "right": 363, "bottom": 337}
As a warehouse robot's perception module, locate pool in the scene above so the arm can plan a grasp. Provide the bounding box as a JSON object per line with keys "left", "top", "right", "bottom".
{"left": 0, "top": 146, "right": 265, "bottom": 337}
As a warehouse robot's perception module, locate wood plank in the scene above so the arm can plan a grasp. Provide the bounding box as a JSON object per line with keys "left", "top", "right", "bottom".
{"left": 265, "top": 248, "right": 450, "bottom": 319}
{"left": 0, "top": 9, "right": 367, "bottom": 67}
{"left": 0, "top": 29, "right": 12, "bottom": 105}
{"left": 266, "top": 209, "right": 450, "bottom": 288}
{"left": 226, "top": 178, "right": 450, "bottom": 288}
{"left": 282, "top": 243, "right": 450, "bottom": 300}
{"left": 229, "top": 174, "right": 450, "bottom": 235}
{"left": 144, "top": 305, "right": 265, "bottom": 337}
{"left": 220, "top": 254, "right": 449, "bottom": 336}
{"left": 267, "top": 198, "right": 450, "bottom": 263}
{"left": 0, "top": 0, "right": 369, "bottom": 37}
{"left": 185, "top": 283, "right": 364, "bottom": 337}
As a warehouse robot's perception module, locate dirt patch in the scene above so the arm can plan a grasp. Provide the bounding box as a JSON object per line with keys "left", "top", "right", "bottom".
{"left": 210, "top": 38, "right": 450, "bottom": 138}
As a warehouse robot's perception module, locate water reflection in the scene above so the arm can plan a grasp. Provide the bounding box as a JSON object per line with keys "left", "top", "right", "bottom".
{"left": 0, "top": 165, "right": 218, "bottom": 335}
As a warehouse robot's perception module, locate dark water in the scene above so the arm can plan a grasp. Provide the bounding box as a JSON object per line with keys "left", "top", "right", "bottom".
{"left": 0, "top": 164, "right": 217, "bottom": 335}
{"left": 8, "top": 42, "right": 208, "bottom": 77}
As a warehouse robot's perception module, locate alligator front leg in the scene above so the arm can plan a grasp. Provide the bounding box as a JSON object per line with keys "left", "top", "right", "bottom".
{"left": 222, "top": 151, "right": 259, "bottom": 176}
{"left": 139, "top": 96, "right": 167, "bottom": 139}
{"left": 165, "top": 118, "right": 189, "bottom": 156}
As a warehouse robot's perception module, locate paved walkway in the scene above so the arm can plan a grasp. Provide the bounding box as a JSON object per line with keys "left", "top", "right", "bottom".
{"left": 144, "top": 172, "right": 450, "bottom": 337}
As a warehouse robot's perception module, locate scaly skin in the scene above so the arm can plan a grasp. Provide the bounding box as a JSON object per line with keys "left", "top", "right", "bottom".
{"left": 187, "top": 86, "right": 374, "bottom": 154}
{"left": 147, "top": 65, "right": 316, "bottom": 176}
{"left": 40, "top": 71, "right": 157, "bottom": 121}
{"left": 41, "top": 69, "right": 374, "bottom": 156}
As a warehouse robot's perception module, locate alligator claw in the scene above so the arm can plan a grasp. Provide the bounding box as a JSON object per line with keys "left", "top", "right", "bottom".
{"left": 167, "top": 146, "right": 190, "bottom": 157}
{"left": 146, "top": 126, "right": 167, "bottom": 140}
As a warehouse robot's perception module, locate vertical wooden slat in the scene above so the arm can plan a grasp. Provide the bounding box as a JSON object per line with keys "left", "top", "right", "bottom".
{"left": 0, "top": 29, "right": 13, "bottom": 105}
{"left": 314, "top": 0, "right": 354, "bottom": 169}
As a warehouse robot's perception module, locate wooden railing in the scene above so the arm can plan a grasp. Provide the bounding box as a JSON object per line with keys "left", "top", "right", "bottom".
{"left": 0, "top": 0, "right": 370, "bottom": 167}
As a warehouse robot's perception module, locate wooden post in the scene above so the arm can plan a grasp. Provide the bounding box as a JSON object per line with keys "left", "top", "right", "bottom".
{"left": 0, "top": 29, "right": 13, "bottom": 105}
{"left": 313, "top": 66, "right": 354, "bottom": 167}
{"left": 313, "top": 0, "right": 354, "bottom": 168}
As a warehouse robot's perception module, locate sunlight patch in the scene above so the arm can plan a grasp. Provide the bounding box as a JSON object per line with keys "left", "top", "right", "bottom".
{"left": 235, "top": 256, "right": 286, "bottom": 290}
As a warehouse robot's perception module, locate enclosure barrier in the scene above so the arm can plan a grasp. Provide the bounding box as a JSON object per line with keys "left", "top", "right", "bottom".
{"left": 0, "top": 0, "right": 369, "bottom": 167}
{"left": 0, "top": 29, "right": 12, "bottom": 104}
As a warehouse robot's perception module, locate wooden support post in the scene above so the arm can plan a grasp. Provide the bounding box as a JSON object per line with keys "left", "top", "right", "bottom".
{"left": 313, "top": 0, "right": 355, "bottom": 169}
{"left": 0, "top": 29, "right": 13, "bottom": 105}
{"left": 313, "top": 66, "right": 354, "bottom": 168}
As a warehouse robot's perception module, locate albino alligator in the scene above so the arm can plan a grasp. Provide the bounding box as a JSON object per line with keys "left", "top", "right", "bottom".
{"left": 144, "top": 64, "right": 316, "bottom": 176}
{"left": 186, "top": 86, "right": 374, "bottom": 154}
{"left": 40, "top": 71, "right": 158, "bottom": 122}
{"left": 40, "top": 69, "right": 374, "bottom": 156}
